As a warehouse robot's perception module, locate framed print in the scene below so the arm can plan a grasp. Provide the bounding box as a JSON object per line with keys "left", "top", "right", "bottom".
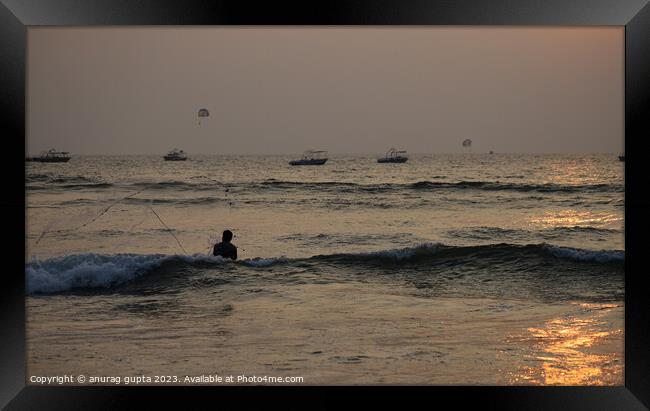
{"left": 2, "top": 0, "right": 649, "bottom": 409}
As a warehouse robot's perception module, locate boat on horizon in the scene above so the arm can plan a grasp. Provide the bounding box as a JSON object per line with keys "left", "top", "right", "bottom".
{"left": 164, "top": 148, "right": 188, "bottom": 161}
{"left": 26, "top": 149, "right": 71, "bottom": 163}
{"left": 289, "top": 150, "right": 328, "bottom": 166}
{"left": 377, "top": 148, "right": 408, "bottom": 163}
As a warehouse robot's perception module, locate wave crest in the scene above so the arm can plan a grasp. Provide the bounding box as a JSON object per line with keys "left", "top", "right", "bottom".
{"left": 26, "top": 243, "right": 623, "bottom": 294}
{"left": 541, "top": 244, "right": 624, "bottom": 263}
{"left": 26, "top": 253, "right": 227, "bottom": 294}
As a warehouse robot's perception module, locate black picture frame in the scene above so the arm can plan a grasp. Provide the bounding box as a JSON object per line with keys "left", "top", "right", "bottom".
{"left": 2, "top": 1, "right": 649, "bottom": 409}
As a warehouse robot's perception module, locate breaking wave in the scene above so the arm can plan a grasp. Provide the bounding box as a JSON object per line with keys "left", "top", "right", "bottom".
{"left": 26, "top": 243, "right": 623, "bottom": 294}
{"left": 26, "top": 253, "right": 227, "bottom": 294}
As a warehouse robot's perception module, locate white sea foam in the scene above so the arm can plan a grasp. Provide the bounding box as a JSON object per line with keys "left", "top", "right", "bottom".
{"left": 542, "top": 245, "right": 624, "bottom": 263}
{"left": 26, "top": 253, "right": 225, "bottom": 294}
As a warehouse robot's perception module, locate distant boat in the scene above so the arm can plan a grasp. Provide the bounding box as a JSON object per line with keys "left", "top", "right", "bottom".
{"left": 164, "top": 148, "right": 187, "bottom": 161}
{"left": 377, "top": 148, "right": 408, "bottom": 163}
{"left": 619, "top": 155, "right": 625, "bottom": 161}
{"left": 26, "top": 149, "right": 71, "bottom": 163}
{"left": 289, "top": 150, "right": 328, "bottom": 166}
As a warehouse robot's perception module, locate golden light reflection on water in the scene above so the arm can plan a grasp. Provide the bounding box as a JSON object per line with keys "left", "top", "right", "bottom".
{"left": 529, "top": 209, "right": 621, "bottom": 229}
{"left": 508, "top": 303, "right": 623, "bottom": 385}
{"left": 542, "top": 158, "right": 617, "bottom": 187}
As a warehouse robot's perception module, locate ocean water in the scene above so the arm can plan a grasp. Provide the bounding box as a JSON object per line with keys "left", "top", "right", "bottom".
{"left": 26, "top": 154, "right": 624, "bottom": 385}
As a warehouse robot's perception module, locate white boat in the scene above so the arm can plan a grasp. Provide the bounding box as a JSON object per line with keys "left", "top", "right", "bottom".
{"left": 26, "top": 149, "right": 71, "bottom": 163}
{"left": 377, "top": 148, "right": 408, "bottom": 163}
{"left": 289, "top": 150, "right": 328, "bottom": 166}
{"left": 164, "top": 148, "right": 187, "bottom": 161}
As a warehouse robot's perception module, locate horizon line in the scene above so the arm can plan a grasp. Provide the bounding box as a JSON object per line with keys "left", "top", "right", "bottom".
{"left": 25, "top": 151, "right": 623, "bottom": 156}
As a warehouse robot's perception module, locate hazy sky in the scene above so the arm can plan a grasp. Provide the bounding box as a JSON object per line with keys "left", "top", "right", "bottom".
{"left": 28, "top": 27, "right": 623, "bottom": 155}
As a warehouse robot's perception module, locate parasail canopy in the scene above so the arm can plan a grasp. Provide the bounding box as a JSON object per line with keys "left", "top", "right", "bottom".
{"left": 462, "top": 139, "right": 472, "bottom": 147}
{"left": 198, "top": 108, "right": 210, "bottom": 118}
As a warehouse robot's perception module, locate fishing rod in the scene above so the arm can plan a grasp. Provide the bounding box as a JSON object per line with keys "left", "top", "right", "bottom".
{"left": 198, "top": 175, "right": 242, "bottom": 255}
{"left": 148, "top": 205, "right": 188, "bottom": 255}
{"left": 34, "top": 187, "right": 148, "bottom": 246}
{"left": 199, "top": 175, "right": 230, "bottom": 191}
{"left": 32, "top": 178, "right": 240, "bottom": 256}
{"left": 198, "top": 175, "right": 233, "bottom": 209}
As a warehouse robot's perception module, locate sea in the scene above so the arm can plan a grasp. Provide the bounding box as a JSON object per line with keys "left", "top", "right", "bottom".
{"left": 26, "top": 153, "right": 624, "bottom": 385}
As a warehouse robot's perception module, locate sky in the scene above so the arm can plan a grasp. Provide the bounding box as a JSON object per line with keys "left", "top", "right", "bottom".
{"left": 27, "top": 27, "right": 623, "bottom": 155}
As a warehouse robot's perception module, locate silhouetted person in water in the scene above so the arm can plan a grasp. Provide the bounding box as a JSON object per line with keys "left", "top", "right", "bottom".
{"left": 213, "top": 230, "right": 237, "bottom": 260}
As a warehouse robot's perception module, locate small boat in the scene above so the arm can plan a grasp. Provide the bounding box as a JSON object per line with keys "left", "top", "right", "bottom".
{"left": 377, "top": 148, "right": 408, "bottom": 163}
{"left": 619, "top": 155, "right": 625, "bottom": 161}
{"left": 164, "top": 148, "right": 188, "bottom": 161}
{"left": 289, "top": 150, "right": 328, "bottom": 166}
{"left": 26, "top": 149, "right": 71, "bottom": 163}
